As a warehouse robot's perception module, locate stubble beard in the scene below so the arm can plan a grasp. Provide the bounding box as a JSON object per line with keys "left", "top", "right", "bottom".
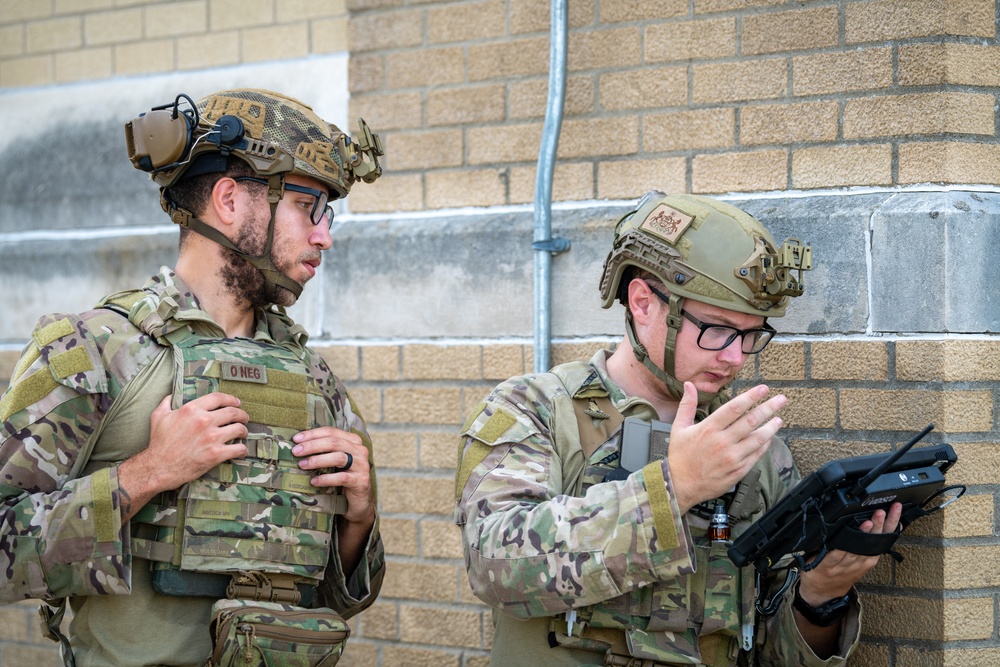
{"left": 220, "top": 213, "right": 300, "bottom": 310}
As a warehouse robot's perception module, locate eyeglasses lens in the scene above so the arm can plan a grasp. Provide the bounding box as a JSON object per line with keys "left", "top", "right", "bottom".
{"left": 699, "top": 326, "right": 773, "bottom": 353}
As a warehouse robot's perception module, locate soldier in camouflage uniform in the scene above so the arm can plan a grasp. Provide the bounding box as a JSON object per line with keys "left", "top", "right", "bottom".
{"left": 0, "top": 89, "right": 386, "bottom": 666}
{"left": 455, "top": 192, "right": 902, "bottom": 666}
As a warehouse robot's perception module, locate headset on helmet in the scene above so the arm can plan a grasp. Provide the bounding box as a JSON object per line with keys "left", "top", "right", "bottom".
{"left": 599, "top": 192, "right": 813, "bottom": 404}
{"left": 125, "top": 89, "right": 384, "bottom": 304}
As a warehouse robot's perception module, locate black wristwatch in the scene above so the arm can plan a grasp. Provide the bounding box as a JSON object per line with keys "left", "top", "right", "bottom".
{"left": 792, "top": 586, "right": 853, "bottom": 627}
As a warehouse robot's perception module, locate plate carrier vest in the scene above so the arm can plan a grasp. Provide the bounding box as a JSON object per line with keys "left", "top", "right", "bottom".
{"left": 108, "top": 288, "right": 348, "bottom": 603}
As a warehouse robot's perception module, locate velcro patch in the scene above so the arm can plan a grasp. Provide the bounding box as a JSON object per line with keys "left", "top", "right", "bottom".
{"left": 50, "top": 347, "right": 93, "bottom": 380}
{"left": 33, "top": 318, "right": 75, "bottom": 347}
{"left": 640, "top": 204, "right": 693, "bottom": 244}
{"left": 478, "top": 410, "right": 516, "bottom": 444}
{"left": 0, "top": 368, "right": 57, "bottom": 424}
{"left": 645, "top": 461, "right": 680, "bottom": 550}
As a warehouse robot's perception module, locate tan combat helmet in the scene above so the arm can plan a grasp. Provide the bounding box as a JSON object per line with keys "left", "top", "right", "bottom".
{"left": 125, "top": 89, "right": 384, "bottom": 303}
{"left": 599, "top": 192, "right": 812, "bottom": 404}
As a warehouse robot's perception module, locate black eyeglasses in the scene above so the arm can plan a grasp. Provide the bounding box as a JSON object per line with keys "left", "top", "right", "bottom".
{"left": 235, "top": 177, "right": 334, "bottom": 228}
{"left": 648, "top": 284, "right": 776, "bottom": 354}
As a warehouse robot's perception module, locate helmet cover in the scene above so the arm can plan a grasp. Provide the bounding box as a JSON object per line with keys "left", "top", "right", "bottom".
{"left": 599, "top": 192, "right": 811, "bottom": 317}
{"left": 126, "top": 88, "right": 383, "bottom": 198}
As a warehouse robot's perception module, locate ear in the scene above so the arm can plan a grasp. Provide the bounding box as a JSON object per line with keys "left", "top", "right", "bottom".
{"left": 627, "top": 278, "right": 657, "bottom": 325}
{"left": 210, "top": 177, "right": 239, "bottom": 227}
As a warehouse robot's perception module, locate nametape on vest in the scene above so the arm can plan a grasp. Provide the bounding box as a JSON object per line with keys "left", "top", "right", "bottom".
{"left": 221, "top": 361, "right": 268, "bottom": 384}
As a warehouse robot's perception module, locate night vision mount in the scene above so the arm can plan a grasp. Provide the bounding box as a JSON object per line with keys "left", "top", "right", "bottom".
{"left": 728, "top": 424, "right": 964, "bottom": 575}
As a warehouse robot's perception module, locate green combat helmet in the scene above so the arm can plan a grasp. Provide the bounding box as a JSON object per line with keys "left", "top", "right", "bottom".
{"left": 599, "top": 192, "right": 813, "bottom": 405}
{"left": 124, "top": 88, "right": 384, "bottom": 303}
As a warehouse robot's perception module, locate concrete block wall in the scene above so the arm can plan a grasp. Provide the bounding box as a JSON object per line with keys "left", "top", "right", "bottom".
{"left": 2, "top": 1, "right": 999, "bottom": 666}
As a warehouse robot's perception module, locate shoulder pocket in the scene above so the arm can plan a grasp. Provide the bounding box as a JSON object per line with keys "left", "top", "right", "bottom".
{"left": 461, "top": 398, "right": 540, "bottom": 446}
{"left": 455, "top": 399, "right": 542, "bottom": 504}
{"left": 33, "top": 315, "right": 108, "bottom": 395}
{"left": 1, "top": 315, "right": 109, "bottom": 433}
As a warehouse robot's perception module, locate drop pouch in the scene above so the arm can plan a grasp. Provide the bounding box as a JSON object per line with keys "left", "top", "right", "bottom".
{"left": 207, "top": 599, "right": 349, "bottom": 667}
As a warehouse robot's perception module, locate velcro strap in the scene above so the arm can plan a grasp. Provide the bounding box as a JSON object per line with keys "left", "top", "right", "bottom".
{"left": 208, "top": 461, "right": 317, "bottom": 495}
{"left": 829, "top": 522, "right": 902, "bottom": 556}
{"left": 131, "top": 536, "right": 178, "bottom": 563}
{"left": 183, "top": 535, "right": 327, "bottom": 568}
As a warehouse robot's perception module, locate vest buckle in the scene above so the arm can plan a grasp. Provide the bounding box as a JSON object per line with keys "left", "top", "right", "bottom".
{"left": 226, "top": 571, "right": 302, "bottom": 605}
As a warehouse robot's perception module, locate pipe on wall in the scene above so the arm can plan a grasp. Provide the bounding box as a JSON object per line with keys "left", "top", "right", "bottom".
{"left": 532, "top": 0, "right": 570, "bottom": 373}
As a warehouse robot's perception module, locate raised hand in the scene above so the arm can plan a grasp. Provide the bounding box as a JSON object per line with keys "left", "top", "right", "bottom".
{"left": 667, "top": 382, "right": 787, "bottom": 514}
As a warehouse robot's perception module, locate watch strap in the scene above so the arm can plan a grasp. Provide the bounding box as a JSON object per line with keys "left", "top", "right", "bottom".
{"left": 792, "top": 585, "right": 852, "bottom": 627}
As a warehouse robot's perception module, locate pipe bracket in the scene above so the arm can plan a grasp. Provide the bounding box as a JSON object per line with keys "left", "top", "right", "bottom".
{"left": 532, "top": 238, "right": 571, "bottom": 255}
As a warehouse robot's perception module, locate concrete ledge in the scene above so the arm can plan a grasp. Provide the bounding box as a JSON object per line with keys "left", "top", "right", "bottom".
{"left": 2, "top": 189, "right": 997, "bottom": 343}
{"left": 870, "top": 191, "right": 1000, "bottom": 333}
{"left": 322, "top": 193, "right": 885, "bottom": 339}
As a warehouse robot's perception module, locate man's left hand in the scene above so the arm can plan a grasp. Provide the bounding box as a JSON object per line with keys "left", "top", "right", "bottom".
{"left": 797, "top": 501, "right": 903, "bottom": 606}
{"left": 292, "top": 427, "right": 375, "bottom": 528}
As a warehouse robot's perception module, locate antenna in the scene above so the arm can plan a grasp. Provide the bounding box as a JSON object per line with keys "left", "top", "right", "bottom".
{"left": 849, "top": 423, "right": 935, "bottom": 499}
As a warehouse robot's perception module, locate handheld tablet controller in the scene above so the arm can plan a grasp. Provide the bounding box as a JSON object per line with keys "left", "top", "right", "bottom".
{"left": 728, "top": 424, "right": 964, "bottom": 574}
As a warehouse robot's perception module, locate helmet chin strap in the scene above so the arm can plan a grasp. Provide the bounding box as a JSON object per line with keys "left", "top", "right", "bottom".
{"left": 625, "top": 294, "right": 726, "bottom": 414}
{"left": 163, "top": 173, "right": 303, "bottom": 305}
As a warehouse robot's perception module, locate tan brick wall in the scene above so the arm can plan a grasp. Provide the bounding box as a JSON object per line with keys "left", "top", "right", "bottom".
{"left": 5, "top": 0, "right": 999, "bottom": 210}
{"left": 341, "top": 0, "right": 1000, "bottom": 212}
{"left": 0, "top": 0, "right": 347, "bottom": 87}
{"left": 739, "top": 338, "right": 1000, "bottom": 659}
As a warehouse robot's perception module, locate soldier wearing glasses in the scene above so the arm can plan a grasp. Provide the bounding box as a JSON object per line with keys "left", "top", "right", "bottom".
{"left": 0, "top": 89, "right": 384, "bottom": 666}
{"left": 455, "top": 192, "right": 901, "bottom": 666}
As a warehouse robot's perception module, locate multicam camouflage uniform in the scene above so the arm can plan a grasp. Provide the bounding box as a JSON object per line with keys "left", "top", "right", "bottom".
{"left": 0, "top": 267, "right": 384, "bottom": 667}
{"left": 455, "top": 350, "right": 860, "bottom": 667}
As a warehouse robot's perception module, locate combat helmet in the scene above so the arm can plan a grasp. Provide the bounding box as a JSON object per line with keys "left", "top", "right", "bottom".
{"left": 599, "top": 191, "right": 812, "bottom": 403}
{"left": 125, "top": 89, "right": 384, "bottom": 303}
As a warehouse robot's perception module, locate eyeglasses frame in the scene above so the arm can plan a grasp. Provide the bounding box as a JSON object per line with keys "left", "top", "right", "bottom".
{"left": 646, "top": 283, "right": 777, "bottom": 355}
{"left": 235, "top": 176, "right": 335, "bottom": 228}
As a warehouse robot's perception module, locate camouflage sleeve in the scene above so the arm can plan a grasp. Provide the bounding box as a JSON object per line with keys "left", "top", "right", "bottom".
{"left": 753, "top": 439, "right": 861, "bottom": 666}
{"left": 455, "top": 375, "right": 695, "bottom": 619}
{"left": 309, "top": 355, "right": 384, "bottom": 617}
{"left": 0, "top": 315, "right": 131, "bottom": 604}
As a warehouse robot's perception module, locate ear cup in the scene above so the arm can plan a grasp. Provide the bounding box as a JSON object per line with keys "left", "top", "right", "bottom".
{"left": 125, "top": 109, "right": 194, "bottom": 172}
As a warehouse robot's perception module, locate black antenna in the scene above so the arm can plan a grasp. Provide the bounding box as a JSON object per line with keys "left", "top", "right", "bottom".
{"left": 849, "top": 423, "right": 935, "bottom": 499}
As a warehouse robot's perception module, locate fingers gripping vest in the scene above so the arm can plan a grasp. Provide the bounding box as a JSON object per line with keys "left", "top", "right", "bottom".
{"left": 124, "top": 291, "right": 347, "bottom": 600}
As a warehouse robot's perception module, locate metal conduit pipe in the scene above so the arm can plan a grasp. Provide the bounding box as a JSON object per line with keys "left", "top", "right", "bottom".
{"left": 532, "top": 0, "right": 570, "bottom": 373}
